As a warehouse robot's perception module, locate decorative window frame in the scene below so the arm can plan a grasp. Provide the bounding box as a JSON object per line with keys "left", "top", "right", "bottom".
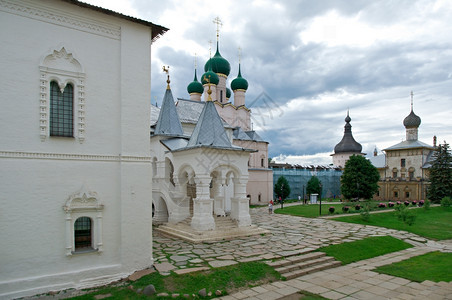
{"left": 63, "top": 187, "right": 103, "bottom": 256}
{"left": 40, "top": 47, "right": 86, "bottom": 143}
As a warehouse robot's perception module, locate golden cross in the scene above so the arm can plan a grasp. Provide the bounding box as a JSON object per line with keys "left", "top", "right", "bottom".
{"left": 213, "top": 16, "right": 222, "bottom": 40}
{"left": 238, "top": 46, "right": 242, "bottom": 63}
{"left": 162, "top": 66, "right": 170, "bottom": 89}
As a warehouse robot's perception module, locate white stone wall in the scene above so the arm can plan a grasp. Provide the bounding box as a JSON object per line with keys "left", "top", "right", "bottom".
{"left": 0, "top": 1, "right": 154, "bottom": 298}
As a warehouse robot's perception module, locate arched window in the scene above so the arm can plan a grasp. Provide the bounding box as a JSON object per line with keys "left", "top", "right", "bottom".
{"left": 50, "top": 81, "right": 73, "bottom": 137}
{"left": 74, "top": 217, "right": 92, "bottom": 249}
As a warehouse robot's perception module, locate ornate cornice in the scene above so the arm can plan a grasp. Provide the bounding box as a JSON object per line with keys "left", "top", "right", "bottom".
{"left": 0, "top": 0, "right": 121, "bottom": 40}
{"left": 0, "top": 151, "right": 151, "bottom": 162}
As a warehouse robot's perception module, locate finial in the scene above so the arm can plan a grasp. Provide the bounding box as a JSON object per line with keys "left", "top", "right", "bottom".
{"left": 208, "top": 40, "right": 212, "bottom": 58}
{"left": 206, "top": 76, "right": 213, "bottom": 101}
{"left": 213, "top": 16, "right": 222, "bottom": 41}
{"left": 194, "top": 53, "right": 197, "bottom": 69}
{"left": 410, "top": 91, "right": 414, "bottom": 111}
{"left": 162, "top": 65, "right": 170, "bottom": 89}
{"left": 238, "top": 46, "right": 242, "bottom": 64}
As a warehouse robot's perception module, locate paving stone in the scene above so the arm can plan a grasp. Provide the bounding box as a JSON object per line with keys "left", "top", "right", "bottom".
{"left": 154, "top": 262, "right": 176, "bottom": 273}
{"left": 173, "top": 267, "right": 209, "bottom": 274}
{"left": 320, "top": 290, "right": 346, "bottom": 300}
{"left": 208, "top": 260, "right": 237, "bottom": 268}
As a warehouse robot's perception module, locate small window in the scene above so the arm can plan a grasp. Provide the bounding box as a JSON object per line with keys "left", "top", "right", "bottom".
{"left": 74, "top": 217, "right": 92, "bottom": 249}
{"left": 50, "top": 81, "right": 73, "bottom": 137}
{"left": 220, "top": 90, "right": 223, "bottom": 102}
{"left": 394, "top": 191, "right": 398, "bottom": 198}
{"left": 258, "top": 194, "right": 261, "bottom": 202}
{"left": 401, "top": 159, "right": 406, "bottom": 168}
{"left": 405, "top": 192, "right": 410, "bottom": 198}
{"left": 393, "top": 171, "right": 397, "bottom": 178}
{"left": 261, "top": 158, "right": 264, "bottom": 167}
{"left": 409, "top": 171, "right": 414, "bottom": 180}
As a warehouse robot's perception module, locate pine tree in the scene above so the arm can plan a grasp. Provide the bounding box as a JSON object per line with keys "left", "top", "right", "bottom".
{"left": 340, "top": 155, "right": 380, "bottom": 200}
{"left": 428, "top": 141, "right": 452, "bottom": 203}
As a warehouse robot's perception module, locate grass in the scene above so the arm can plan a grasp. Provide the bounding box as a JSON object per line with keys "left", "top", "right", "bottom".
{"left": 317, "top": 236, "right": 413, "bottom": 264}
{"left": 333, "top": 206, "right": 452, "bottom": 240}
{"left": 275, "top": 203, "right": 346, "bottom": 217}
{"left": 67, "top": 261, "right": 282, "bottom": 299}
{"left": 375, "top": 251, "right": 452, "bottom": 282}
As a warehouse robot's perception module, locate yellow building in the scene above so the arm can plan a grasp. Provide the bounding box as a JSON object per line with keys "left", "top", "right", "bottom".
{"left": 371, "top": 99, "right": 436, "bottom": 201}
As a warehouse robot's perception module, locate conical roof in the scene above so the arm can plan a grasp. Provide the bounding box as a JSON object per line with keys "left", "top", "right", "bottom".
{"left": 187, "top": 69, "right": 204, "bottom": 94}
{"left": 154, "top": 87, "right": 184, "bottom": 136}
{"left": 334, "top": 111, "right": 362, "bottom": 153}
{"left": 186, "top": 99, "right": 231, "bottom": 148}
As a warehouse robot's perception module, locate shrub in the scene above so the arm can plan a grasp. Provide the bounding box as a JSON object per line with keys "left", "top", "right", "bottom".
{"left": 342, "top": 206, "right": 349, "bottom": 212}
{"left": 395, "top": 203, "right": 416, "bottom": 226}
{"left": 360, "top": 204, "right": 370, "bottom": 222}
{"left": 329, "top": 206, "right": 335, "bottom": 214}
{"left": 388, "top": 202, "right": 394, "bottom": 207}
{"left": 412, "top": 200, "right": 417, "bottom": 206}
{"left": 404, "top": 201, "right": 410, "bottom": 206}
{"left": 424, "top": 199, "right": 431, "bottom": 210}
{"left": 396, "top": 201, "right": 401, "bottom": 205}
{"left": 418, "top": 200, "right": 424, "bottom": 207}
{"left": 378, "top": 203, "right": 386, "bottom": 208}
{"left": 355, "top": 204, "right": 361, "bottom": 211}
{"left": 441, "top": 196, "right": 451, "bottom": 207}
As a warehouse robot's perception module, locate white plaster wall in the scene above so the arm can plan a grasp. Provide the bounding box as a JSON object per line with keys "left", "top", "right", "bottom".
{"left": 0, "top": 1, "right": 154, "bottom": 298}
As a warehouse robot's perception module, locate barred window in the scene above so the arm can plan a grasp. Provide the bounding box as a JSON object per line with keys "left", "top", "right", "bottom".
{"left": 50, "top": 81, "right": 73, "bottom": 137}
{"left": 74, "top": 217, "right": 92, "bottom": 249}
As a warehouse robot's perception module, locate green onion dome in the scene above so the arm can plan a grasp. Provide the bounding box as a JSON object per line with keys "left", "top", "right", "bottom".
{"left": 204, "top": 42, "right": 231, "bottom": 76}
{"left": 231, "top": 64, "right": 248, "bottom": 91}
{"left": 201, "top": 66, "right": 219, "bottom": 85}
{"left": 187, "top": 69, "right": 204, "bottom": 94}
{"left": 226, "top": 87, "right": 232, "bottom": 99}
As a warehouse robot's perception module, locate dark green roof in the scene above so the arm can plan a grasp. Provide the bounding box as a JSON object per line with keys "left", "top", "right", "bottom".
{"left": 231, "top": 64, "right": 248, "bottom": 91}
{"left": 187, "top": 69, "right": 204, "bottom": 94}
{"left": 226, "top": 87, "right": 232, "bottom": 99}
{"left": 204, "top": 42, "right": 231, "bottom": 76}
{"left": 201, "top": 68, "right": 219, "bottom": 85}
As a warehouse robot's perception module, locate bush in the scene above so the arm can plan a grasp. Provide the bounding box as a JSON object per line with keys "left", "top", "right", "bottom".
{"left": 355, "top": 204, "right": 361, "bottom": 211}
{"left": 424, "top": 199, "right": 431, "bottom": 210}
{"left": 418, "top": 200, "right": 424, "bottom": 207}
{"left": 441, "top": 196, "right": 451, "bottom": 207}
{"left": 395, "top": 203, "right": 416, "bottom": 226}
{"left": 396, "top": 201, "right": 401, "bottom": 206}
{"left": 360, "top": 204, "right": 370, "bottom": 222}
{"left": 412, "top": 200, "right": 417, "bottom": 206}
{"left": 404, "top": 201, "right": 410, "bottom": 206}
{"left": 388, "top": 202, "right": 394, "bottom": 207}
{"left": 378, "top": 203, "right": 386, "bottom": 208}
{"left": 342, "top": 206, "right": 349, "bottom": 212}
{"left": 329, "top": 206, "right": 335, "bottom": 214}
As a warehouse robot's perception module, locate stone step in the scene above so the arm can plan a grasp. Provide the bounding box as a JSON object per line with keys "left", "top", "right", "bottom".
{"left": 283, "top": 260, "right": 342, "bottom": 280}
{"left": 275, "top": 256, "right": 335, "bottom": 274}
{"left": 267, "top": 251, "right": 325, "bottom": 269}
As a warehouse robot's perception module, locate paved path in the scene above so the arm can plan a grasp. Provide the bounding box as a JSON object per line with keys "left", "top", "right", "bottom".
{"left": 153, "top": 204, "right": 452, "bottom": 299}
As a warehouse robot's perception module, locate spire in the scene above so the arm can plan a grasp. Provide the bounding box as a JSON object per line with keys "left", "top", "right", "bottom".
{"left": 186, "top": 99, "right": 231, "bottom": 148}
{"left": 155, "top": 67, "right": 184, "bottom": 136}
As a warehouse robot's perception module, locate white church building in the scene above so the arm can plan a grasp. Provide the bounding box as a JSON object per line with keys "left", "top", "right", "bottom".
{"left": 0, "top": 0, "right": 166, "bottom": 298}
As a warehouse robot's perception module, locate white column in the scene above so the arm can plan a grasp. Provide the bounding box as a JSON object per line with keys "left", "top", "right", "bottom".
{"left": 191, "top": 175, "right": 215, "bottom": 230}
{"left": 231, "top": 177, "right": 251, "bottom": 227}
{"left": 96, "top": 209, "right": 103, "bottom": 252}
{"left": 64, "top": 211, "right": 72, "bottom": 256}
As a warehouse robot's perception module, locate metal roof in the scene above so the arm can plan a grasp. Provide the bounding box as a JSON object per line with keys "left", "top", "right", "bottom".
{"left": 384, "top": 140, "right": 434, "bottom": 151}
{"left": 154, "top": 88, "right": 184, "bottom": 136}
{"left": 368, "top": 154, "right": 386, "bottom": 168}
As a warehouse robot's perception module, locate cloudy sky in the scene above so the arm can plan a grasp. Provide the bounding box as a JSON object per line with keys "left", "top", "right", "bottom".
{"left": 85, "top": 0, "right": 452, "bottom": 165}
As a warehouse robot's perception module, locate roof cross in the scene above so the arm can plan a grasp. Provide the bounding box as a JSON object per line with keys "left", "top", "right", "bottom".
{"left": 213, "top": 16, "right": 222, "bottom": 40}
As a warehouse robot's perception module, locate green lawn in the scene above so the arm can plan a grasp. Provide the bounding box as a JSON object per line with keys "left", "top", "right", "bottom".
{"left": 275, "top": 203, "right": 348, "bottom": 217}
{"left": 67, "top": 261, "right": 282, "bottom": 299}
{"left": 333, "top": 207, "right": 452, "bottom": 240}
{"left": 375, "top": 251, "right": 452, "bottom": 282}
{"left": 317, "top": 236, "right": 413, "bottom": 264}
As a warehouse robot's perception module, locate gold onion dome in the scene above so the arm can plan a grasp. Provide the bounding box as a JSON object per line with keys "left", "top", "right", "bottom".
{"left": 204, "top": 42, "right": 231, "bottom": 76}
{"left": 187, "top": 69, "right": 204, "bottom": 94}
{"left": 231, "top": 64, "right": 248, "bottom": 91}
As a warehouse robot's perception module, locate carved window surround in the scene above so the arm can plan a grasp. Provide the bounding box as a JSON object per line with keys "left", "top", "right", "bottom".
{"left": 40, "top": 47, "right": 86, "bottom": 143}
{"left": 63, "top": 187, "right": 104, "bottom": 256}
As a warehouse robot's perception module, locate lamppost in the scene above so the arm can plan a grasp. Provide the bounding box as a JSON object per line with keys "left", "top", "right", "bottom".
{"left": 319, "top": 183, "right": 322, "bottom": 216}
{"left": 302, "top": 184, "right": 305, "bottom": 205}
{"left": 280, "top": 183, "right": 284, "bottom": 209}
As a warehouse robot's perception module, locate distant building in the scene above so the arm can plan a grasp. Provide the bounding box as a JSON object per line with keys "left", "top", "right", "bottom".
{"left": 270, "top": 163, "right": 342, "bottom": 200}
{"left": 331, "top": 111, "right": 366, "bottom": 168}
{"left": 371, "top": 95, "right": 436, "bottom": 201}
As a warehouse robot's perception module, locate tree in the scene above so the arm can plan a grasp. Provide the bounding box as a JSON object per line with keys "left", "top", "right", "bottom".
{"left": 306, "top": 176, "right": 322, "bottom": 198}
{"left": 428, "top": 141, "right": 452, "bottom": 203}
{"left": 274, "top": 176, "right": 291, "bottom": 200}
{"left": 340, "top": 155, "right": 380, "bottom": 200}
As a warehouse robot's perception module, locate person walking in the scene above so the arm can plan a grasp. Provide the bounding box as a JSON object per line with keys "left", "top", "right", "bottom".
{"left": 268, "top": 199, "right": 274, "bottom": 214}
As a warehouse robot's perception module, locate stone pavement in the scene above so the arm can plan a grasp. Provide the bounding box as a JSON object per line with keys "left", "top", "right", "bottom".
{"left": 153, "top": 204, "right": 452, "bottom": 299}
